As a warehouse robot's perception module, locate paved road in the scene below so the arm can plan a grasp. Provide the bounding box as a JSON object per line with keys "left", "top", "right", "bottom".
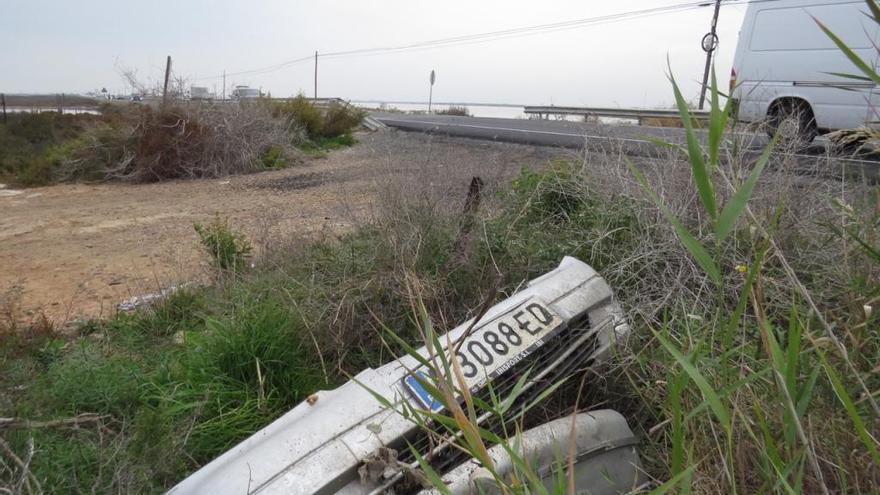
{"left": 372, "top": 113, "right": 879, "bottom": 179}
{"left": 372, "top": 113, "right": 769, "bottom": 155}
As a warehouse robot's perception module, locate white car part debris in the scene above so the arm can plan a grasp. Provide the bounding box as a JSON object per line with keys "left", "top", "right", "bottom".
{"left": 418, "top": 410, "right": 645, "bottom": 495}
{"left": 116, "top": 283, "right": 191, "bottom": 312}
{"left": 168, "top": 256, "right": 631, "bottom": 495}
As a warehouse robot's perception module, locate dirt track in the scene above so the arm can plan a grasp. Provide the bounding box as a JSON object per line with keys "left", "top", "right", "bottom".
{"left": 1, "top": 131, "right": 560, "bottom": 326}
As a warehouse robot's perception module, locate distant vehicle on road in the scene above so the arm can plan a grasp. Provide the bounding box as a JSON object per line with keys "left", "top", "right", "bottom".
{"left": 190, "top": 86, "right": 212, "bottom": 100}
{"left": 231, "top": 85, "right": 261, "bottom": 100}
{"left": 130, "top": 95, "right": 142, "bottom": 102}
{"left": 731, "top": 0, "right": 878, "bottom": 142}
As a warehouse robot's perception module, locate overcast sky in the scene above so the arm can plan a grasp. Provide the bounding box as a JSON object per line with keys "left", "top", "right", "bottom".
{"left": 2, "top": 0, "right": 748, "bottom": 107}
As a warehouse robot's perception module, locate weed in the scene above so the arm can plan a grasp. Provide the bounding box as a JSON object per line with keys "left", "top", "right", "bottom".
{"left": 194, "top": 217, "right": 253, "bottom": 272}
{"left": 260, "top": 146, "right": 287, "bottom": 169}
{"left": 130, "top": 289, "right": 207, "bottom": 338}
{"left": 614, "top": 66, "right": 879, "bottom": 492}
{"left": 41, "top": 342, "right": 144, "bottom": 416}
{"left": 484, "top": 161, "right": 641, "bottom": 280}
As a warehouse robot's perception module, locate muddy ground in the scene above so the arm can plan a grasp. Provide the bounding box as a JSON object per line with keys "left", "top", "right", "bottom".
{"left": 1, "top": 131, "right": 564, "bottom": 326}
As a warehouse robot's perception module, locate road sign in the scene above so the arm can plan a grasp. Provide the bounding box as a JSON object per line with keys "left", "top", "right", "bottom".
{"left": 428, "top": 69, "right": 436, "bottom": 114}
{"left": 701, "top": 32, "right": 719, "bottom": 53}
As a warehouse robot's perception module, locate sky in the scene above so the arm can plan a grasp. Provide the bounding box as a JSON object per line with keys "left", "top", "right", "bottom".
{"left": 1, "top": 0, "right": 749, "bottom": 108}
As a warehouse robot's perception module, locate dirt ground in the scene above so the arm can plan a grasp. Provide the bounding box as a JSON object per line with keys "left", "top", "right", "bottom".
{"left": 1, "top": 131, "right": 562, "bottom": 326}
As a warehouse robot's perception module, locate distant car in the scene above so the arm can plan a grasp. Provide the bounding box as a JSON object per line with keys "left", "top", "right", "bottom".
{"left": 731, "top": 0, "right": 878, "bottom": 143}
{"left": 130, "top": 95, "right": 142, "bottom": 102}
{"left": 231, "top": 85, "right": 261, "bottom": 100}
{"left": 190, "top": 86, "right": 213, "bottom": 100}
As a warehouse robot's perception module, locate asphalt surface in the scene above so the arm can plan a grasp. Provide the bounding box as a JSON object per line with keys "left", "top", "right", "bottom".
{"left": 372, "top": 113, "right": 879, "bottom": 180}
{"left": 372, "top": 113, "right": 769, "bottom": 155}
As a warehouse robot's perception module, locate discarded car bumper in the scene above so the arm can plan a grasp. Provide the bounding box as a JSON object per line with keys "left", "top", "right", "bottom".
{"left": 168, "top": 256, "right": 631, "bottom": 494}
{"left": 419, "top": 410, "right": 645, "bottom": 495}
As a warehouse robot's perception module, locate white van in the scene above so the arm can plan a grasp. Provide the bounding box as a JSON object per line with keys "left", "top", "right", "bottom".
{"left": 731, "top": 0, "right": 878, "bottom": 142}
{"left": 231, "top": 85, "right": 261, "bottom": 100}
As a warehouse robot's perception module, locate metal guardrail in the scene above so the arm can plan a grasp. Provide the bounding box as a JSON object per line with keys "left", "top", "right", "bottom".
{"left": 304, "top": 97, "right": 345, "bottom": 108}
{"left": 523, "top": 105, "right": 709, "bottom": 125}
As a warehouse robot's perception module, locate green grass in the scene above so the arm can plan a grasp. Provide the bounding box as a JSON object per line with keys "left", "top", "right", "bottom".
{"left": 0, "top": 284, "right": 328, "bottom": 492}
{"left": 298, "top": 133, "right": 358, "bottom": 156}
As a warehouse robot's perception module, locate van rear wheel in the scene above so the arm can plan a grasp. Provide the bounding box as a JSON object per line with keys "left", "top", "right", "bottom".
{"left": 767, "top": 100, "right": 818, "bottom": 150}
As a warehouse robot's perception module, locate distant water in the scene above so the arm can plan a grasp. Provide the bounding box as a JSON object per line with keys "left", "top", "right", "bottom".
{"left": 353, "top": 102, "right": 527, "bottom": 119}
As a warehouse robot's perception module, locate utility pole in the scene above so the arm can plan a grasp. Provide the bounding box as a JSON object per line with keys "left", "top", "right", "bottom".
{"left": 162, "top": 56, "right": 172, "bottom": 105}
{"left": 222, "top": 70, "right": 226, "bottom": 101}
{"left": 698, "top": 0, "right": 722, "bottom": 110}
{"left": 314, "top": 51, "right": 318, "bottom": 99}
{"left": 1, "top": 93, "right": 6, "bottom": 125}
{"left": 428, "top": 69, "right": 436, "bottom": 114}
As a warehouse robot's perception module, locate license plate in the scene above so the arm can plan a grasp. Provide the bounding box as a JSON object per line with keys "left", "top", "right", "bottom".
{"left": 403, "top": 298, "right": 563, "bottom": 411}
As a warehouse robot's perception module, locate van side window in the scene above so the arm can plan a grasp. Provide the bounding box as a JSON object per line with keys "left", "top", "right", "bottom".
{"left": 750, "top": 3, "right": 873, "bottom": 51}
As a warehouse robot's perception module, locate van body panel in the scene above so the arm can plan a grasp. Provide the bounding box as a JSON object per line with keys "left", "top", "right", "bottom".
{"left": 732, "top": 0, "right": 878, "bottom": 131}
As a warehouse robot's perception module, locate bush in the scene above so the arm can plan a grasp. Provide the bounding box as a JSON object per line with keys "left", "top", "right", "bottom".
{"left": 2, "top": 98, "right": 360, "bottom": 186}
{"left": 321, "top": 102, "right": 365, "bottom": 138}
{"left": 270, "top": 96, "right": 365, "bottom": 140}
{"left": 260, "top": 146, "right": 287, "bottom": 169}
{"left": 435, "top": 105, "right": 470, "bottom": 116}
{"left": 56, "top": 104, "right": 297, "bottom": 183}
{"left": 270, "top": 94, "right": 324, "bottom": 139}
{"left": 194, "top": 217, "right": 252, "bottom": 272}
{"left": 56, "top": 123, "right": 136, "bottom": 182}
{"left": 0, "top": 112, "right": 103, "bottom": 186}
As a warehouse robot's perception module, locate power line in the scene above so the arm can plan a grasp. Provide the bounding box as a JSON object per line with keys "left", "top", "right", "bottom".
{"left": 320, "top": 1, "right": 709, "bottom": 59}
{"left": 192, "top": 0, "right": 771, "bottom": 83}
{"left": 193, "top": 1, "right": 709, "bottom": 82}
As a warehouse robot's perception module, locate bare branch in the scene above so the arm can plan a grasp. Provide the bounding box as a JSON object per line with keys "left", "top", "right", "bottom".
{"left": 0, "top": 413, "right": 108, "bottom": 430}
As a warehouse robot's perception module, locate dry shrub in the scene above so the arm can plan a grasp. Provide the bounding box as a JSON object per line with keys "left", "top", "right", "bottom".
{"left": 126, "top": 106, "right": 209, "bottom": 181}
{"left": 270, "top": 95, "right": 323, "bottom": 139}
{"left": 321, "top": 102, "right": 365, "bottom": 138}
{"left": 271, "top": 96, "right": 365, "bottom": 140}
{"left": 435, "top": 105, "right": 471, "bottom": 117}
{"left": 571, "top": 134, "right": 875, "bottom": 324}
{"left": 62, "top": 103, "right": 300, "bottom": 182}
{"left": 365, "top": 132, "right": 558, "bottom": 219}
